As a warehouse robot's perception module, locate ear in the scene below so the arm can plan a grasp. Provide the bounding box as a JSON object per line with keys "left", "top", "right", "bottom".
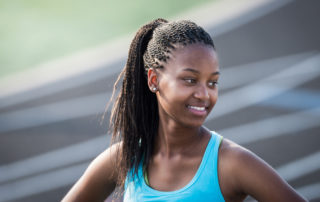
{"left": 147, "top": 68, "right": 158, "bottom": 92}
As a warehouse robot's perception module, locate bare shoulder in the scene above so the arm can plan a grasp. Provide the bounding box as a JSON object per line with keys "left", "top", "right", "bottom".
{"left": 217, "top": 138, "right": 251, "bottom": 201}
{"left": 218, "top": 138, "right": 306, "bottom": 202}
{"left": 88, "top": 141, "right": 122, "bottom": 183}
{"left": 219, "top": 138, "right": 249, "bottom": 161}
{"left": 92, "top": 141, "right": 122, "bottom": 174}
{"left": 218, "top": 138, "right": 261, "bottom": 173}
{"left": 62, "top": 142, "right": 122, "bottom": 202}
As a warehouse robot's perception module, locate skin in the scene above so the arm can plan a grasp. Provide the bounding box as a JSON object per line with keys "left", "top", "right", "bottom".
{"left": 62, "top": 43, "right": 306, "bottom": 202}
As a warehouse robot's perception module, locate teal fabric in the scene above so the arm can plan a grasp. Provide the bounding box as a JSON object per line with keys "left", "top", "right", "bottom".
{"left": 123, "top": 131, "right": 225, "bottom": 202}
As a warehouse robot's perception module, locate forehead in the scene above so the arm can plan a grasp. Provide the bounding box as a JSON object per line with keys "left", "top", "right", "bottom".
{"left": 162, "top": 43, "right": 219, "bottom": 73}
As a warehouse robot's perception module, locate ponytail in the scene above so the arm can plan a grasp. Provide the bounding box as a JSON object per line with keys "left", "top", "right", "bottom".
{"left": 110, "top": 18, "right": 167, "bottom": 186}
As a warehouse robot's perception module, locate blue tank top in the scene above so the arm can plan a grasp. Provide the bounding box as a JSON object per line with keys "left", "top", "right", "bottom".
{"left": 123, "top": 131, "right": 225, "bottom": 202}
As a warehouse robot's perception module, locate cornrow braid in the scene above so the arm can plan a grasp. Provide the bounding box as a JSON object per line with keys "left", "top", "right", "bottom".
{"left": 109, "top": 18, "right": 215, "bottom": 187}
{"left": 143, "top": 20, "right": 214, "bottom": 70}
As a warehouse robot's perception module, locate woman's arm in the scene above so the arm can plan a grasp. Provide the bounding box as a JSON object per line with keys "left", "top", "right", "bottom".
{"left": 219, "top": 139, "right": 307, "bottom": 202}
{"left": 62, "top": 143, "right": 120, "bottom": 202}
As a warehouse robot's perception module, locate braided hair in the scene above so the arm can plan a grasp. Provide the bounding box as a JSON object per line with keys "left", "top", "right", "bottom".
{"left": 109, "top": 18, "right": 215, "bottom": 187}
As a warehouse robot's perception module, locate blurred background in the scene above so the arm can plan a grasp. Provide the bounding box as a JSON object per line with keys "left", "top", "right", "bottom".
{"left": 0, "top": 0, "right": 319, "bottom": 201}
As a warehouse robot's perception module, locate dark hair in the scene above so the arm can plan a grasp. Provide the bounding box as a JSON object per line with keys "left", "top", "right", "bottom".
{"left": 109, "top": 18, "right": 215, "bottom": 187}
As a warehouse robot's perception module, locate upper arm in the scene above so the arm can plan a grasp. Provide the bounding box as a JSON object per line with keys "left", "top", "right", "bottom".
{"left": 62, "top": 143, "right": 121, "bottom": 202}
{"left": 219, "top": 139, "right": 306, "bottom": 202}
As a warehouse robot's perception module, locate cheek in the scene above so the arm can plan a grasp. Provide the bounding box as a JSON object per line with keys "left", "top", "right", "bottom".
{"left": 158, "top": 80, "right": 188, "bottom": 104}
{"left": 159, "top": 77, "right": 179, "bottom": 95}
{"left": 213, "top": 88, "right": 218, "bottom": 97}
{"left": 167, "top": 83, "right": 191, "bottom": 101}
{"left": 210, "top": 90, "right": 219, "bottom": 104}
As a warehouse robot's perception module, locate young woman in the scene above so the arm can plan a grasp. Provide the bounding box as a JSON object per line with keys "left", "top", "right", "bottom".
{"left": 62, "top": 19, "right": 306, "bottom": 202}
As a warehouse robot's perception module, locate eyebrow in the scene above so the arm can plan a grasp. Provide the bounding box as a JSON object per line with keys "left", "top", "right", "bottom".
{"left": 183, "top": 68, "right": 220, "bottom": 75}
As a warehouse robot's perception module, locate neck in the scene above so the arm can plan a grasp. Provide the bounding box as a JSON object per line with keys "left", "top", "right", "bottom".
{"left": 154, "top": 120, "right": 207, "bottom": 157}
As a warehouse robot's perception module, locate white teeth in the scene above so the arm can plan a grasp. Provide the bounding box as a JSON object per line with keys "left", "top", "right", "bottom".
{"left": 188, "top": 106, "right": 205, "bottom": 111}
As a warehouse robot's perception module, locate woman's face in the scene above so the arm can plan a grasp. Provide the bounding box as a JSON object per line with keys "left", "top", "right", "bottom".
{"left": 155, "top": 43, "right": 219, "bottom": 128}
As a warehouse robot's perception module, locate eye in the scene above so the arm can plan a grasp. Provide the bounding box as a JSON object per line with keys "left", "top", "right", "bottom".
{"left": 208, "top": 80, "right": 218, "bottom": 87}
{"left": 184, "top": 78, "right": 196, "bottom": 84}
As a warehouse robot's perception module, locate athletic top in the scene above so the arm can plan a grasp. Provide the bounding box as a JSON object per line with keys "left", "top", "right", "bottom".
{"left": 123, "top": 131, "right": 225, "bottom": 202}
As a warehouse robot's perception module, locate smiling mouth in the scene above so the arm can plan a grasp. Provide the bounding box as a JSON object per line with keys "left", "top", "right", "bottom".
{"left": 188, "top": 105, "right": 206, "bottom": 111}
{"left": 187, "top": 105, "right": 208, "bottom": 115}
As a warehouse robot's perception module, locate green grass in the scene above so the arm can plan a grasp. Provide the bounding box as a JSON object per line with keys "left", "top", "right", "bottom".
{"left": 0, "top": 0, "right": 215, "bottom": 78}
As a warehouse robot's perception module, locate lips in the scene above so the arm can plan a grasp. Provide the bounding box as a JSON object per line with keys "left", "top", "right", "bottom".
{"left": 187, "top": 105, "right": 208, "bottom": 116}
{"left": 188, "top": 105, "right": 206, "bottom": 111}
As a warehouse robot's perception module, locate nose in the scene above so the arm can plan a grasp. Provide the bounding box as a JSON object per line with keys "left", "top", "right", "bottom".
{"left": 194, "top": 84, "right": 209, "bottom": 100}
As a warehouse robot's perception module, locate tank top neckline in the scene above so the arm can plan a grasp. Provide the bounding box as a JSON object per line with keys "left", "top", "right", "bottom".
{"left": 139, "top": 132, "right": 216, "bottom": 195}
